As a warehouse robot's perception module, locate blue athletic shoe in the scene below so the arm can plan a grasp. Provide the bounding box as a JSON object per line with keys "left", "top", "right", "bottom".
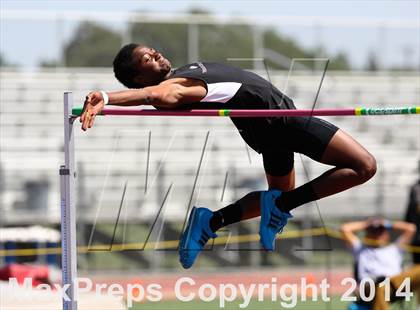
{"left": 179, "top": 207, "right": 217, "bottom": 269}
{"left": 259, "top": 189, "right": 293, "bottom": 251}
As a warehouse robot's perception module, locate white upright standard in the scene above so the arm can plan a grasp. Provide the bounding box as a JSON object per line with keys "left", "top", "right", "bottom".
{"left": 60, "top": 92, "right": 78, "bottom": 310}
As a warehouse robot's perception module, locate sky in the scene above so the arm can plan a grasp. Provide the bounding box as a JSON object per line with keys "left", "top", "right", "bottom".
{"left": 1, "top": 0, "right": 419, "bottom": 69}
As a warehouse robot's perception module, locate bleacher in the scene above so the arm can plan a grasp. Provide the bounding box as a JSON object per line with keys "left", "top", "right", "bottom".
{"left": 0, "top": 68, "right": 419, "bottom": 225}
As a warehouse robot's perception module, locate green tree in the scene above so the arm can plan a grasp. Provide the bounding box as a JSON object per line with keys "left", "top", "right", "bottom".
{"left": 39, "top": 59, "right": 59, "bottom": 68}
{"left": 329, "top": 51, "right": 350, "bottom": 70}
{"left": 365, "top": 51, "right": 379, "bottom": 71}
{"left": 264, "top": 29, "right": 350, "bottom": 70}
{"left": 199, "top": 24, "right": 254, "bottom": 66}
{"left": 130, "top": 22, "right": 189, "bottom": 68}
{"left": 264, "top": 29, "right": 312, "bottom": 67}
{"left": 60, "top": 11, "right": 351, "bottom": 71}
{"left": 130, "top": 22, "right": 254, "bottom": 68}
{"left": 0, "top": 53, "right": 14, "bottom": 67}
{"left": 64, "top": 22, "right": 122, "bottom": 67}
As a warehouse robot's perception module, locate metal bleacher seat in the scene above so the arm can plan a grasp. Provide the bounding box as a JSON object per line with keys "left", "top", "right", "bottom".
{"left": 0, "top": 68, "right": 418, "bottom": 224}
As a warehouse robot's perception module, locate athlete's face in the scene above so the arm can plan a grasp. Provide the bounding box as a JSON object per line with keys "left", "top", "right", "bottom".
{"left": 133, "top": 46, "right": 172, "bottom": 86}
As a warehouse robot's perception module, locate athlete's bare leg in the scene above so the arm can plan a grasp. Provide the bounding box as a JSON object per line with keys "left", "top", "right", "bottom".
{"left": 309, "top": 129, "right": 376, "bottom": 198}
{"left": 212, "top": 129, "right": 376, "bottom": 227}
{"left": 236, "top": 169, "right": 295, "bottom": 220}
{"left": 266, "top": 168, "right": 295, "bottom": 191}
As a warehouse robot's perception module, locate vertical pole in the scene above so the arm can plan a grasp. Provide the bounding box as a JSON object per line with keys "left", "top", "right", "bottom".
{"left": 188, "top": 23, "right": 199, "bottom": 63}
{"left": 302, "top": 161, "right": 313, "bottom": 256}
{"left": 378, "top": 25, "right": 387, "bottom": 69}
{"left": 56, "top": 18, "right": 65, "bottom": 67}
{"left": 252, "top": 25, "right": 264, "bottom": 71}
{"left": 375, "top": 168, "right": 384, "bottom": 215}
{"left": 122, "top": 20, "right": 132, "bottom": 46}
{"left": 60, "top": 92, "right": 77, "bottom": 310}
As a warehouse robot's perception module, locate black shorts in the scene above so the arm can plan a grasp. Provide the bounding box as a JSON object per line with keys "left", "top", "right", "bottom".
{"left": 233, "top": 116, "right": 339, "bottom": 176}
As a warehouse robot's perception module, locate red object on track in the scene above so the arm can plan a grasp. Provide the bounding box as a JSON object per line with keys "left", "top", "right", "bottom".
{"left": 0, "top": 263, "right": 50, "bottom": 286}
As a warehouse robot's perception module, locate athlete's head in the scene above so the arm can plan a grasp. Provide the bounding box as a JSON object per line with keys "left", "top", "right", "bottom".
{"left": 113, "top": 43, "right": 172, "bottom": 88}
{"left": 365, "top": 216, "right": 390, "bottom": 245}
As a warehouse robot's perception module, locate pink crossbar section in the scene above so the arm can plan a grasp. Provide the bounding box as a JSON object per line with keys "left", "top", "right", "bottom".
{"left": 101, "top": 108, "right": 356, "bottom": 117}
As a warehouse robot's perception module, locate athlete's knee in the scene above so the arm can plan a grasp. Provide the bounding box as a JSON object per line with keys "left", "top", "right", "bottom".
{"left": 356, "top": 153, "right": 377, "bottom": 182}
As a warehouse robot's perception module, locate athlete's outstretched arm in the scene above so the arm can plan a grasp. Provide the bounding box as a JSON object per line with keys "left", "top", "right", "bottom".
{"left": 80, "top": 78, "right": 206, "bottom": 131}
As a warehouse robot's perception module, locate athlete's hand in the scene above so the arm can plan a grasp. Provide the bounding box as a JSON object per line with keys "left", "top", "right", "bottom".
{"left": 80, "top": 91, "right": 106, "bottom": 131}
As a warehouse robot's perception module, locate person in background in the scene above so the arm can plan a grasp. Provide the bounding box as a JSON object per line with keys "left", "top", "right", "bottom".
{"left": 341, "top": 217, "right": 418, "bottom": 310}
{"left": 405, "top": 163, "right": 420, "bottom": 264}
{"left": 405, "top": 162, "right": 420, "bottom": 306}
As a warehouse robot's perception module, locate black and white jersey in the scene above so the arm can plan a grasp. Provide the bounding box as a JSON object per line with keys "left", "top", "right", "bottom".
{"left": 167, "top": 62, "right": 297, "bottom": 153}
{"left": 165, "top": 62, "right": 338, "bottom": 160}
{"left": 168, "top": 62, "right": 294, "bottom": 110}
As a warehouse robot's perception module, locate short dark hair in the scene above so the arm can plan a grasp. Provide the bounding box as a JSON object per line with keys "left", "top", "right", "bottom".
{"left": 113, "top": 43, "right": 141, "bottom": 88}
{"left": 366, "top": 216, "right": 387, "bottom": 233}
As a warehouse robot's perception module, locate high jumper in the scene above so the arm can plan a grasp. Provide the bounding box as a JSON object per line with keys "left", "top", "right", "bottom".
{"left": 80, "top": 44, "right": 378, "bottom": 269}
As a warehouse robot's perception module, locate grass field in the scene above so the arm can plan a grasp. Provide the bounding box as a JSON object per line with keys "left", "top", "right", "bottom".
{"left": 130, "top": 296, "right": 415, "bottom": 310}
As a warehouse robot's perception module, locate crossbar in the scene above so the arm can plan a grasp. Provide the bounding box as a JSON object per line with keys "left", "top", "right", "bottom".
{"left": 62, "top": 94, "right": 419, "bottom": 310}
{"left": 72, "top": 106, "right": 420, "bottom": 117}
